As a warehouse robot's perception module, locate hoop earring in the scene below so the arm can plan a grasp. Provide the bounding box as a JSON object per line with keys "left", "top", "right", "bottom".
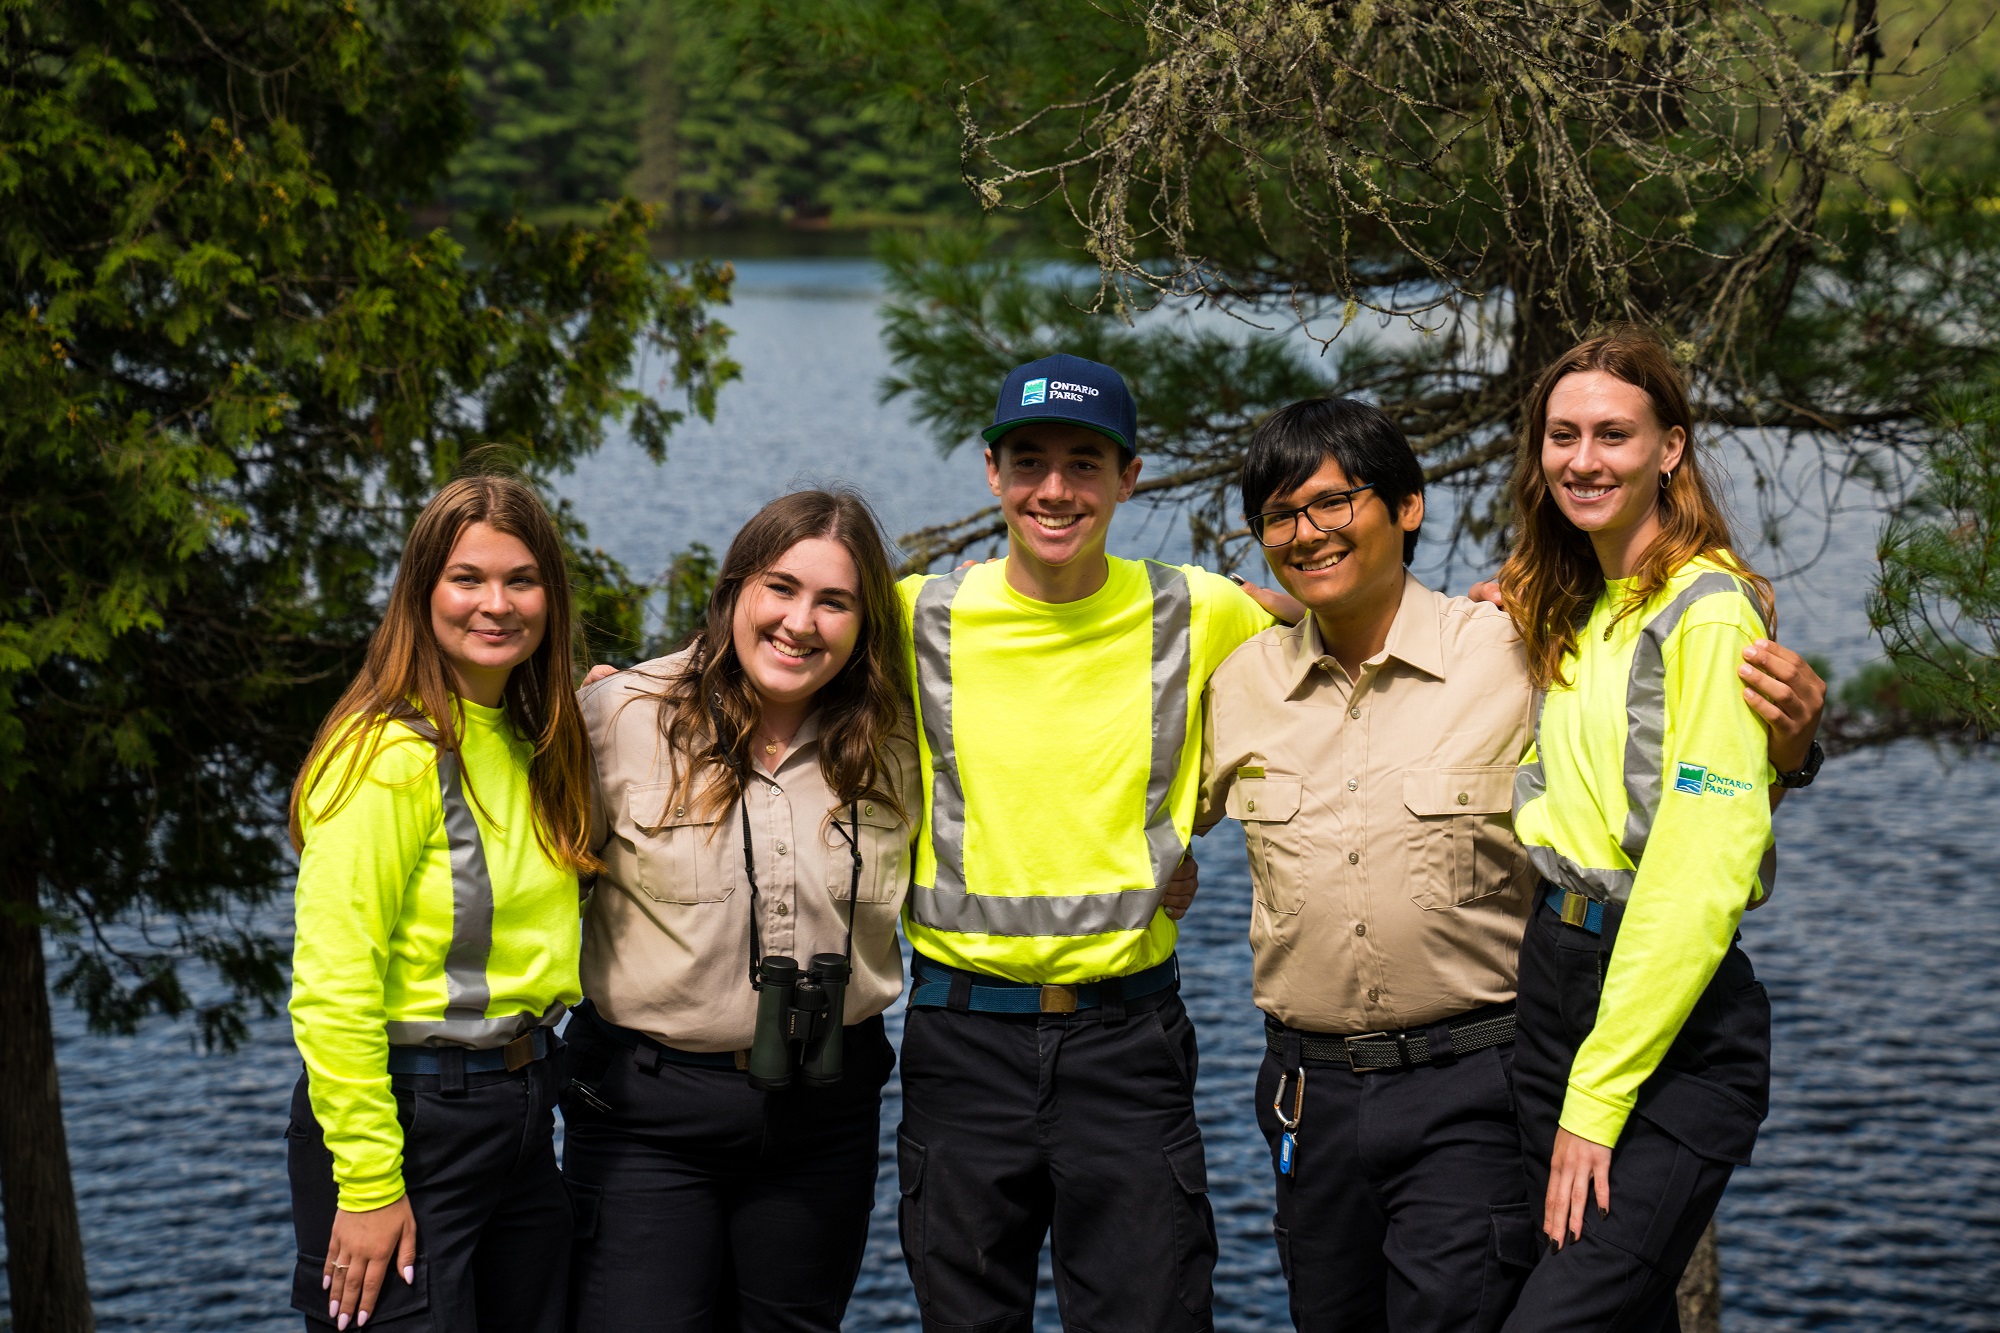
{"left": 1661, "top": 469, "right": 1675, "bottom": 489}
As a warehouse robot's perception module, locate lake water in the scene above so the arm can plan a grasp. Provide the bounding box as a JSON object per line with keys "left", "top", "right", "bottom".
{"left": 8, "top": 260, "right": 1996, "bottom": 1332}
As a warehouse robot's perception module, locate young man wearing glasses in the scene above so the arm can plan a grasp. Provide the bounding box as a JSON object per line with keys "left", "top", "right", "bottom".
{"left": 1193, "top": 398, "right": 1826, "bottom": 1332}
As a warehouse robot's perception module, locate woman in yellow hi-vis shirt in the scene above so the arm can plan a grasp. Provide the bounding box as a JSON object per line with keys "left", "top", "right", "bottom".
{"left": 286, "top": 476, "right": 595, "bottom": 1333}
{"left": 1498, "top": 329, "right": 1804, "bottom": 1330}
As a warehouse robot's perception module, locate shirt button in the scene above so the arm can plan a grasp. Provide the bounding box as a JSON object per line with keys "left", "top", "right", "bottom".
{"left": 775, "top": 902, "right": 788, "bottom": 916}
{"left": 1346, "top": 778, "right": 1358, "bottom": 791}
{"left": 1367, "top": 987, "right": 1380, "bottom": 1003}
{"left": 864, "top": 803, "right": 875, "bottom": 816}
{"left": 1348, "top": 706, "right": 1360, "bottom": 719}
{"left": 1354, "top": 923, "right": 1367, "bottom": 936}
{"left": 1246, "top": 799, "right": 1257, "bottom": 812}
{"left": 1457, "top": 792, "right": 1470, "bottom": 806}
{"left": 673, "top": 806, "right": 685, "bottom": 818}
{"left": 775, "top": 841, "right": 787, "bottom": 855}
{"left": 1348, "top": 851, "right": 1359, "bottom": 865}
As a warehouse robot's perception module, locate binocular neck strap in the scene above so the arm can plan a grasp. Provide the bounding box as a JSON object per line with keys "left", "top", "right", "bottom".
{"left": 707, "top": 692, "right": 767, "bottom": 990}
{"left": 842, "top": 801, "right": 861, "bottom": 962}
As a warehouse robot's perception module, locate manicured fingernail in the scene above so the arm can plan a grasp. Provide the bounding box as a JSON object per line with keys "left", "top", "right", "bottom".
{"left": 357, "top": 1313, "right": 369, "bottom": 1327}
{"left": 329, "top": 1301, "right": 339, "bottom": 1318}
{"left": 338, "top": 1316, "right": 350, "bottom": 1331}
{"left": 322, "top": 1275, "right": 331, "bottom": 1291}
{"left": 403, "top": 1265, "right": 414, "bottom": 1285}
{"left": 1228, "top": 573, "right": 1246, "bottom": 584}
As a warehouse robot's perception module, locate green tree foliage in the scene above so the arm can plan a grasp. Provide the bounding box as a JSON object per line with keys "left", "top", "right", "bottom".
{"left": 444, "top": 0, "right": 968, "bottom": 230}
{"left": 2, "top": 0, "right": 732, "bottom": 1047}
{"left": 1866, "top": 370, "right": 2000, "bottom": 734}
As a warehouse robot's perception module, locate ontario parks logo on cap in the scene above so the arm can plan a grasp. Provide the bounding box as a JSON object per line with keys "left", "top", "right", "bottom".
{"left": 1020, "top": 377, "right": 1047, "bottom": 406}
{"left": 1674, "top": 761, "right": 1707, "bottom": 795}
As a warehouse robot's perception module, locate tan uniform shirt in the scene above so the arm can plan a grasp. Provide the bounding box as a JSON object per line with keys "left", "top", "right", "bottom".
{"left": 579, "top": 653, "right": 919, "bottom": 1052}
{"left": 1197, "top": 573, "right": 1538, "bottom": 1034}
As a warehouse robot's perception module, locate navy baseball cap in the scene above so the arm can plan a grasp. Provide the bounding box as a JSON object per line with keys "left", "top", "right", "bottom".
{"left": 981, "top": 353, "right": 1138, "bottom": 455}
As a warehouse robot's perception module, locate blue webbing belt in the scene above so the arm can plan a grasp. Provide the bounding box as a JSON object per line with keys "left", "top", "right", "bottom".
{"left": 909, "top": 954, "right": 1178, "bottom": 1014}
{"left": 1542, "top": 885, "right": 1607, "bottom": 936}
{"left": 386, "top": 1025, "right": 555, "bottom": 1076}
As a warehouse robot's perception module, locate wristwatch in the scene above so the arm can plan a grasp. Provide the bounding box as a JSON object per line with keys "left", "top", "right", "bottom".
{"left": 1775, "top": 738, "right": 1824, "bottom": 789}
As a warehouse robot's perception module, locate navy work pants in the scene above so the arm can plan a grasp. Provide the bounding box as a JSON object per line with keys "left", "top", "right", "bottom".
{"left": 1503, "top": 899, "right": 1770, "bottom": 1332}
{"left": 1254, "top": 1024, "right": 1538, "bottom": 1332}
{"left": 896, "top": 983, "right": 1217, "bottom": 1333}
{"left": 559, "top": 1012, "right": 893, "bottom": 1333}
{"left": 286, "top": 1056, "right": 571, "bottom": 1333}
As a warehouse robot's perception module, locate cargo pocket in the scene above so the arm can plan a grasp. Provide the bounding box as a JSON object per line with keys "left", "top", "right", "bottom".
{"left": 1163, "top": 1132, "right": 1217, "bottom": 1316}
{"left": 896, "top": 1129, "right": 930, "bottom": 1308}
{"left": 1475, "top": 1202, "right": 1538, "bottom": 1331}
{"left": 292, "top": 1253, "right": 430, "bottom": 1327}
{"left": 1272, "top": 1221, "right": 1295, "bottom": 1284}
{"left": 627, "top": 783, "right": 730, "bottom": 903}
{"left": 1227, "top": 778, "right": 1308, "bottom": 915}
{"left": 1403, "top": 766, "right": 1516, "bottom": 908}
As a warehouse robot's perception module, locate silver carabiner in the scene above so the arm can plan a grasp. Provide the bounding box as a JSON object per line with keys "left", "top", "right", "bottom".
{"left": 1272, "top": 1065, "right": 1306, "bottom": 1131}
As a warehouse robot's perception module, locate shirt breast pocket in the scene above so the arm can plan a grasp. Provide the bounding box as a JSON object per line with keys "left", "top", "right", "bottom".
{"left": 1402, "top": 766, "right": 1516, "bottom": 910}
{"left": 626, "top": 783, "right": 731, "bottom": 904}
{"left": 1227, "top": 778, "right": 1308, "bottom": 916}
{"left": 824, "top": 800, "right": 910, "bottom": 905}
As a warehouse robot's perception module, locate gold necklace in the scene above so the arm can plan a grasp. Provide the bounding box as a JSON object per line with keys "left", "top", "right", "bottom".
{"left": 756, "top": 731, "right": 783, "bottom": 755}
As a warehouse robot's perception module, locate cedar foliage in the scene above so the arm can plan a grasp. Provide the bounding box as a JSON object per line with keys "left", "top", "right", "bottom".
{"left": 0, "top": 0, "right": 735, "bottom": 1050}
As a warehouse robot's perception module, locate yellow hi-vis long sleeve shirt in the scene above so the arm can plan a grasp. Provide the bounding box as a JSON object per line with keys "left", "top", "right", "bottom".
{"left": 289, "top": 701, "right": 581, "bottom": 1210}
{"left": 899, "top": 558, "right": 1274, "bottom": 983}
{"left": 1512, "top": 554, "right": 1775, "bottom": 1147}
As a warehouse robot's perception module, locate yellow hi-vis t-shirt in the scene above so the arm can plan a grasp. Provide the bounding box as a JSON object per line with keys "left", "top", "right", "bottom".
{"left": 289, "top": 700, "right": 581, "bottom": 1210}
{"left": 899, "top": 557, "right": 1274, "bottom": 984}
{"left": 1512, "top": 553, "right": 1775, "bottom": 1146}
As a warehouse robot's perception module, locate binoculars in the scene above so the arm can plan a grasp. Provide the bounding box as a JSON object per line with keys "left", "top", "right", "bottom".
{"left": 747, "top": 953, "right": 850, "bottom": 1091}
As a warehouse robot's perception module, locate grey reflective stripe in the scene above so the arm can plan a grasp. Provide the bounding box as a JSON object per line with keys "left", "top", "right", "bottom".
{"left": 913, "top": 568, "right": 973, "bottom": 896}
{"left": 434, "top": 745, "right": 497, "bottom": 1022}
{"left": 1525, "top": 844, "right": 1635, "bottom": 902}
{"left": 907, "top": 562, "right": 1194, "bottom": 939}
{"left": 1513, "top": 688, "right": 1548, "bottom": 819}
{"left": 905, "top": 883, "right": 1167, "bottom": 938}
{"left": 1619, "top": 572, "right": 1751, "bottom": 868}
{"left": 387, "top": 714, "right": 521, "bottom": 1049}
{"left": 1142, "top": 562, "right": 1195, "bottom": 894}
{"left": 386, "top": 999, "right": 563, "bottom": 1049}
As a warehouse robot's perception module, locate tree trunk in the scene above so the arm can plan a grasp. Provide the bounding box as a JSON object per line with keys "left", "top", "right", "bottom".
{"left": 0, "top": 858, "right": 94, "bottom": 1332}
{"left": 1676, "top": 1220, "right": 1722, "bottom": 1333}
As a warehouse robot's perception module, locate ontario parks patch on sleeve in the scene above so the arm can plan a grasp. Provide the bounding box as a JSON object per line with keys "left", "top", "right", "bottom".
{"left": 1675, "top": 760, "right": 1752, "bottom": 797}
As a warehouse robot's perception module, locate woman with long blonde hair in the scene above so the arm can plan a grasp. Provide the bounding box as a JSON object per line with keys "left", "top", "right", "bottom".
{"left": 286, "top": 474, "right": 593, "bottom": 1333}
{"left": 1498, "top": 329, "right": 1801, "bottom": 1329}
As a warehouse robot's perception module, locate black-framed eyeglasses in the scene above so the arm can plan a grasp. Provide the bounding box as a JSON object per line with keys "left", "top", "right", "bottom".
{"left": 1248, "top": 484, "right": 1376, "bottom": 547}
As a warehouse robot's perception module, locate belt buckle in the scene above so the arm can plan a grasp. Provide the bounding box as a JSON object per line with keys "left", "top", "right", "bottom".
{"left": 1039, "top": 985, "right": 1078, "bottom": 1014}
{"left": 502, "top": 1031, "right": 537, "bottom": 1072}
{"left": 1560, "top": 891, "right": 1593, "bottom": 929}
{"left": 1343, "top": 1031, "right": 1390, "bottom": 1071}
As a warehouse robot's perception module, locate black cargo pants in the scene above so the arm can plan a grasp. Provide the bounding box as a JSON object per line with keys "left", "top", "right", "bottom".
{"left": 1253, "top": 1022, "right": 1539, "bottom": 1332}
{"left": 1502, "top": 898, "right": 1770, "bottom": 1333}
{"left": 286, "top": 1057, "right": 571, "bottom": 1332}
{"left": 897, "top": 985, "right": 1217, "bottom": 1333}
{"left": 559, "top": 1011, "right": 894, "bottom": 1333}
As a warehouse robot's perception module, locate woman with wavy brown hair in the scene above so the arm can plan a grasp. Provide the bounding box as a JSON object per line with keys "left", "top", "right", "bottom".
{"left": 562, "top": 488, "right": 918, "bottom": 1333}
{"left": 1497, "top": 329, "right": 1800, "bottom": 1331}
{"left": 286, "top": 474, "right": 595, "bottom": 1333}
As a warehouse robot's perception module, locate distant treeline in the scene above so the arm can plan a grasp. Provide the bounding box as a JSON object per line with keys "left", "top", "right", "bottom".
{"left": 443, "top": 0, "right": 970, "bottom": 234}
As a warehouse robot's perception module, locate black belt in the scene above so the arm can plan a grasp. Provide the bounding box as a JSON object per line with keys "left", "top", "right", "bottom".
{"left": 1265, "top": 1005, "right": 1516, "bottom": 1073}
{"left": 386, "top": 1025, "right": 555, "bottom": 1076}
{"left": 572, "top": 999, "right": 743, "bottom": 1072}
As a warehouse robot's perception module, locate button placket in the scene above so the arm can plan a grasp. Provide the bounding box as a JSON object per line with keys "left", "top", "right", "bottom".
{"left": 760, "top": 778, "right": 797, "bottom": 957}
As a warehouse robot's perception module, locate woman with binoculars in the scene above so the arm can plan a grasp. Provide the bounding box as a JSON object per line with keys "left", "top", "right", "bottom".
{"left": 562, "top": 489, "right": 920, "bottom": 1332}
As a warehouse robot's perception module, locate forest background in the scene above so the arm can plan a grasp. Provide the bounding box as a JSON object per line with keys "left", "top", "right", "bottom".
{"left": 3, "top": 0, "right": 1998, "bottom": 1327}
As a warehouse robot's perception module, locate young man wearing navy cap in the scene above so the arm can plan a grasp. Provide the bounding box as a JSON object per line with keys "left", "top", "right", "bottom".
{"left": 893, "top": 353, "right": 1279, "bottom": 1331}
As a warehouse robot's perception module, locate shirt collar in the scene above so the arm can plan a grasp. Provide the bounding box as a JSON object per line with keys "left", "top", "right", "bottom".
{"left": 1281, "top": 570, "right": 1446, "bottom": 693}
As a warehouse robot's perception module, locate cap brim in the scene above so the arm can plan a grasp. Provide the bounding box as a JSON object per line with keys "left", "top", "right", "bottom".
{"left": 980, "top": 415, "right": 1132, "bottom": 452}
